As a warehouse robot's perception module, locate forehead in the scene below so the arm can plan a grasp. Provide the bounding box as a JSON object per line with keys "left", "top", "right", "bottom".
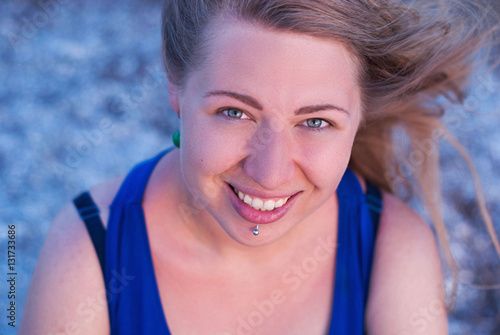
{"left": 186, "top": 21, "right": 361, "bottom": 115}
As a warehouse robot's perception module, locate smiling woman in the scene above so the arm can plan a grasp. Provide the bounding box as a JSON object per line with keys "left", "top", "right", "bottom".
{"left": 170, "top": 24, "right": 361, "bottom": 248}
{"left": 19, "top": 0, "right": 499, "bottom": 334}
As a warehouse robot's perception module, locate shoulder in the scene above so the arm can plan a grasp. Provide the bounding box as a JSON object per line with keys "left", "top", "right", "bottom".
{"left": 365, "top": 192, "right": 448, "bottom": 334}
{"left": 19, "top": 176, "right": 124, "bottom": 335}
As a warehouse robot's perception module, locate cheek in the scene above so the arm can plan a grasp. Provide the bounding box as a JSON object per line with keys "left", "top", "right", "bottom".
{"left": 180, "top": 115, "right": 246, "bottom": 181}
{"left": 298, "top": 132, "right": 355, "bottom": 190}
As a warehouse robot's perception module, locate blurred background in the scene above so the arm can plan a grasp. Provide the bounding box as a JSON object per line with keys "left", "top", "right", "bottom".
{"left": 0, "top": 0, "right": 499, "bottom": 334}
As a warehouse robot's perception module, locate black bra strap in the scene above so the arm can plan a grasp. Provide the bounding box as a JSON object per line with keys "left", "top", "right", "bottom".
{"left": 73, "top": 192, "right": 106, "bottom": 276}
{"left": 365, "top": 182, "right": 383, "bottom": 233}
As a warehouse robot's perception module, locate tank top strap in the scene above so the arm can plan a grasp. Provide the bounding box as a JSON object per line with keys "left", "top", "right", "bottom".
{"left": 110, "top": 148, "right": 173, "bottom": 207}
{"left": 336, "top": 168, "right": 363, "bottom": 199}
{"left": 329, "top": 167, "right": 378, "bottom": 334}
{"left": 106, "top": 148, "right": 173, "bottom": 334}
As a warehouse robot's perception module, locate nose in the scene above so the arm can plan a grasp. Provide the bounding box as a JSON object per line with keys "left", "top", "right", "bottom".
{"left": 242, "top": 125, "right": 296, "bottom": 191}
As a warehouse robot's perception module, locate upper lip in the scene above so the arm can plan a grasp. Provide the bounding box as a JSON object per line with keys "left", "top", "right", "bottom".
{"left": 227, "top": 182, "right": 299, "bottom": 200}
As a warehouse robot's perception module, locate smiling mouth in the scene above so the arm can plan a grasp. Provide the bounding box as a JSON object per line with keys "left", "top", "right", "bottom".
{"left": 228, "top": 184, "right": 293, "bottom": 212}
{"left": 226, "top": 183, "right": 301, "bottom": 224}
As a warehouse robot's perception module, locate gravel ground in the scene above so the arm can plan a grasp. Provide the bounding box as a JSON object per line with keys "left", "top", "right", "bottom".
{"left": 0, "top": 1, "right": 499, "bottom": 334}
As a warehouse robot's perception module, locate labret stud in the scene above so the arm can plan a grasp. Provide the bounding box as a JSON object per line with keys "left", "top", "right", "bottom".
{"left": 253, "top": 225, "right": 259, "bottom": 236}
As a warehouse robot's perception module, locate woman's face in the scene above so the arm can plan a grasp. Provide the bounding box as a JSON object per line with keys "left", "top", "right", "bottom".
{"left": 170, "top": 21, "right": 362, "bottom": 246}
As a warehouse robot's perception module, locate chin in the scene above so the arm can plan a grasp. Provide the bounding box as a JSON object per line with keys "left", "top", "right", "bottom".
{"left": 215, "top": 214, "right": 299, "bottom": 247}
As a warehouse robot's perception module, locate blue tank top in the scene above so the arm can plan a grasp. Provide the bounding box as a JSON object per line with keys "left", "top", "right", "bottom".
{"left": 102, "top": 148, "right": 380, "bottom": 334}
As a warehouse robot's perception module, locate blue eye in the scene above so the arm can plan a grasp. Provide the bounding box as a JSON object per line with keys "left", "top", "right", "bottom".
{"left": 307, "top": 119, "right": 323, "bottom": 128}
{"left": 222, "top": 109, "right": 250, "bottom": 119}
{"left": 301, "top": 118, "right": 331, "bottom": 130}
{"left": 227, "top": 109, "right": 243, "bottom": 118}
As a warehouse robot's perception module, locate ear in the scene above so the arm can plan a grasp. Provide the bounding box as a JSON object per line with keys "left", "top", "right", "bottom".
{"left": 168, "top": 81, "right": 180, "bottom": 117}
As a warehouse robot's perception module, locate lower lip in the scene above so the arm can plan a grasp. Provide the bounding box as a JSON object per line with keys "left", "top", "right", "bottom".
{"left": 226, "top": 183, "right": 300, "bottom": 224}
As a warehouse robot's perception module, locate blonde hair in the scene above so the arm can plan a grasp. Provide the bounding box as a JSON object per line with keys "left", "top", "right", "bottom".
{"left": 161, "top": 0, "right": 500, "bottom": 307}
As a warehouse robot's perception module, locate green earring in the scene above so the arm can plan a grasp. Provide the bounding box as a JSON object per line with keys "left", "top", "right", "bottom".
{"left": 172, "top": 131, "right": 180, "bottom": 148}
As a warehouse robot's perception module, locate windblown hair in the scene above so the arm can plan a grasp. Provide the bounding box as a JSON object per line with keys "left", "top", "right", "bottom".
{"left": 161, "top": 0, "right": 500, "bottom": 307}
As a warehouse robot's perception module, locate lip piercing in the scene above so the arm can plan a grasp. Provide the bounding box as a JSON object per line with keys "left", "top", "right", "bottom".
{"left": 253, "top": 225, "right": 259, "bottom": 236}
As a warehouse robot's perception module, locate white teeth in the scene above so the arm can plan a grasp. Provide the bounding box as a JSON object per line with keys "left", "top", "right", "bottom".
{"left": 263, "top": 200, "right": 275, "bottom": 211}
{"left": 243, "top": 195, "right": 252, "bottom": 205}
{"left": 275, "top": 198, "right": 284, "bottom": 207}
{"left": 251, "top": 198, "right": 264, "bottom": 210}
{"left": 233, "top": 187, "right": 291, "bottom": 212}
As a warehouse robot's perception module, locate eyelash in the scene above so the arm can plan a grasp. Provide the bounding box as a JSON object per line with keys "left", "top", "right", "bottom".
{"left": 217, "top": 108, "right": 334, "bottom": 132}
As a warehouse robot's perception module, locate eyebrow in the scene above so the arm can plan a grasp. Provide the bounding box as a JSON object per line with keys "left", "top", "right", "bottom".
{"left": 204, "top": 90, "right": 350, "bottom": 116}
